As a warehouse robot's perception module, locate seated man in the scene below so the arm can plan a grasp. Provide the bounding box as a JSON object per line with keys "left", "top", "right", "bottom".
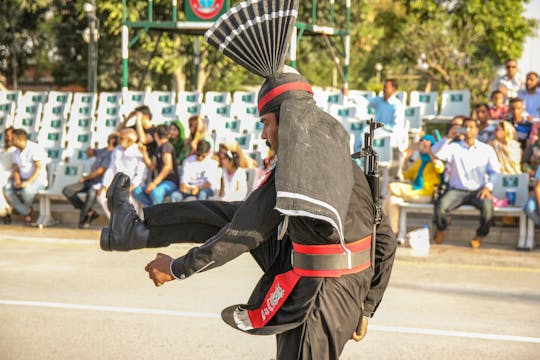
{"left": 62, "top": 133, "right": 117, "bottom": 228}
{"left": 133, "top": 124, "right": 179, "bottom": 206}
{"left": 433, "top": 118, "right": 501, "bottom": 248}
{"left": 3, "top": 128, "right": 48, "bottom": 225}
{"left": 474, "top": 103, "right": 496, "bottom": 143}
{"left": 98, "top": 129, "right": 148, "bottom": 218}
{"left": 171, "top": 140, "right": 221, "bottom": 201}
{"left": 431, "top": 115, "right": 465, "bottom": 153}
{"left": 383, "top": 134, "right": 444, "bottom": 236}
{"left": 0, "top": 127, "right": 15, "bottom": 224}
{"left": 523, "top": 165, "right": 540, "bottom": 226}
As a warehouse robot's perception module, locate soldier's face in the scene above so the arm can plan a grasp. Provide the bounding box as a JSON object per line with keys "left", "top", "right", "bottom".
{"left": 260, "top": 112, "right": 279, "bottom": 154}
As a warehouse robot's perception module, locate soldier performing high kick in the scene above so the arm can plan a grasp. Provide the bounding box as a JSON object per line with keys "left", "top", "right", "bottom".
{"left": 100, "top": 1, "right": 396, "bottom": 358}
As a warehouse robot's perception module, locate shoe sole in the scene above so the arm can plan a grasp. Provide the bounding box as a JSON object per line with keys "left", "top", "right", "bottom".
{"left": 107, "top": 173, "right": 125, "bottom": 212}
{"left": 100, "top": 227, "right": 111, "bottom": 251}
{"left": 101, "top": 174, "right": 125, "bottom": 252}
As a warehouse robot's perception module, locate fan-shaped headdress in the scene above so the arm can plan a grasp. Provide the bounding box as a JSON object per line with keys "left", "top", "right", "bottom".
{"left": 205, "top": 0, "right": 353, "bottom": 246}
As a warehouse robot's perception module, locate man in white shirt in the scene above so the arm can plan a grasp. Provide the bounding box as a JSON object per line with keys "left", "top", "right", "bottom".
{"left": 491, "top": 59, "right": 524, "bottom": 99}
{"left": 3, "top": 128, "right": 48, "bottom": 225}
{"left": 0, "top": 127, "right": 15, "bottom": 223}
{"left": 97, "top": 128, "right": 148, "bottom": 218}
{"left": 171, "top": 140, "right": 221, "bottom": 201}
{"left": 433, "top": 117, "right": 501, "bottom": 248}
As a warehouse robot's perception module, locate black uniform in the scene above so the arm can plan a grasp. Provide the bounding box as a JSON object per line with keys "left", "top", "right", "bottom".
{"left": 142, "top": 163, "right": 395, "bottom": 359}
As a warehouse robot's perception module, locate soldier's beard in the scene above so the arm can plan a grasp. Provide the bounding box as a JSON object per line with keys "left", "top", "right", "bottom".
{"left": 266, "top": 141, "right": 271, "bottom": 149}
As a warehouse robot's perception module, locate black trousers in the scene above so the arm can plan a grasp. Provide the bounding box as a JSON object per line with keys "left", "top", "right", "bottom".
{"left": 142, "top": 201, "right": 367, "bottom": 360}
{"left": 62, "top": 182, "right": 98, "bottom": 223}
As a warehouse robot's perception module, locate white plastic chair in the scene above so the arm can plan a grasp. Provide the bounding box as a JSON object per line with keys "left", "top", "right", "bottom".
{"left": 343, "top": 119, "right": 367, "bottom": 154}
{"left": 147, "top": 91, "right": 176, "bottom": 124}
{"left": 312, "top": 89, "right": 331, "bottom": 110}
{"left": 201, "top": 103, "right": 231, "bottom": 120}
{"left": 37, "top": 112, "right": 67, "bottom": 150}
{"left": 0, "top": 90, "right": 22, "bottom": 105}
{"left": 122, "top": 89, "right": 148, "bottom": 110}
{"left": 36, "top": 162, "right": 84, "bottom": 227}
{"left": 405, "top": 105, "right": 422, "bottom": 142}
{"left": 205, "top": 91, "right": 231, "bottom": 105}
{"left": 97, "top": 92, "right": 122, "bottom": 117}
{"left": 373, "top": 134, "right": 393, "bottom": 198}
{"left": 349, "top": 90, "right": 376, "bottom": 103}
{"left": 204, "top": 115, "right": 230, "bottom": 137}
{"left": 20, "top": 91, "right": 48, "bottom": 106}
{"left": 47, "top": 91, "right": 73, "bottom": 107}
{"left": 326, "top": 92, "right": 347, "bottom": 107}
{"left": 410, "top": 91, "right": 438, "bottom": 120}
{"left": 327, "top": 104, "right": 358, "bottom": 123}
{"left": 12, "top": 102, "right": 43, "bottom": 141}
{"left": 178, "top": 91, "right": 202, "bottom": 105}
{"left": 0, "top": 101, "right": 16, "bottom": 130}
{"left": 438, "top": 90, "right": 471, "bottom": 120}
{"left": 232, "top": 91, "right": 257, "bottom": 105}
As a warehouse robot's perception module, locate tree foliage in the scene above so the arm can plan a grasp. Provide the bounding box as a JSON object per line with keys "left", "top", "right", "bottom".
{"left": 0, "top": 0, "right": 51, "bottom": 88}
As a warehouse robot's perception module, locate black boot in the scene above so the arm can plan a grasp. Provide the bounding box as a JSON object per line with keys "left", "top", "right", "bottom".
{"left": 100, "top": 173, "right": 149, "bottom": 251}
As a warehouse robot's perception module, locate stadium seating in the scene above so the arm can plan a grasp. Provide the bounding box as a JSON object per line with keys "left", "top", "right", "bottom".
{"left": 0, "top": 88, "right": 534, "bottom": 244}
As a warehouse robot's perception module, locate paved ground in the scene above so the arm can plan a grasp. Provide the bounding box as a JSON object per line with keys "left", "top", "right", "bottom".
{"left": 1, "top": 224, "right": 539, "bottom": 359}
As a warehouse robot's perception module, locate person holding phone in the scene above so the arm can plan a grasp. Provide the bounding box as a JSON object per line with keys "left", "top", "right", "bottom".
{"left": 383, "top": 134, "right": 444, "bottom": 236}
{"left": 433, "top": 117, "right": 501, "bottom": 248}
{"left": 432, "top": 115, "right": 465, "bottom": 153}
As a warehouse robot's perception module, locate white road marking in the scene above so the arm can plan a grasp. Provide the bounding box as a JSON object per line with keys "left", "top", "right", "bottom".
{"left": 1, "top": 299, "right": 539, "bottom": 344}
{"left": 0, "top": 299, "right": 219, "bottom": 319}
{"left": 0, "top": 236, "right": 95, "bottom": 245}
{"left": 371, "top": 325, "right": 540, "bottom": 344}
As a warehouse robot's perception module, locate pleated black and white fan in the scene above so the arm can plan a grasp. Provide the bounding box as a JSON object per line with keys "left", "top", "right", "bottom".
{"left": 204, "top": 0, "right": 299, "bottom": 78}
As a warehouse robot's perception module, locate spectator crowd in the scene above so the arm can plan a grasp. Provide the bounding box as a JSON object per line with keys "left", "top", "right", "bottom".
{"left": 0, "top": 104, "right": 270, "bottom": 229}
{"left": 0, "top": 58, "right": 539, "bottom": 249}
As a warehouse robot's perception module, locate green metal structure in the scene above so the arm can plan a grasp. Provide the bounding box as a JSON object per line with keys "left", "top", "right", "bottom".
{"left": 121, "top": 0, "right": 351, "bottom": 91}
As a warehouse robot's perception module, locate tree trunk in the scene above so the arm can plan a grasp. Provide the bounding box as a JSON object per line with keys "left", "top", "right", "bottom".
{"left": 172, "top": 65, "right": 186, "bottom": 93}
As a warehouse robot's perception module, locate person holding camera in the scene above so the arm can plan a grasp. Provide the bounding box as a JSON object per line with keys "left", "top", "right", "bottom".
{"left": 383, "top": 134, "right": 444, "bottom": 236}
{"left": 433, "top": 117, "right": 501, "bottom": 248}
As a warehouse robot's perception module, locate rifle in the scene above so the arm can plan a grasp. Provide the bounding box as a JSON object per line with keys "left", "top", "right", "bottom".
{"left": 351, "top": 118, "right": 384, "bottom": 340}
{"left": 352, "top": 118, "right": 384, "bottom": 248}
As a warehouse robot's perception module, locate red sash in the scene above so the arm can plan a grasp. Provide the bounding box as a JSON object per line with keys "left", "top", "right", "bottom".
{"left": 246, "top": 236, "right": 371, "bottom": 328}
